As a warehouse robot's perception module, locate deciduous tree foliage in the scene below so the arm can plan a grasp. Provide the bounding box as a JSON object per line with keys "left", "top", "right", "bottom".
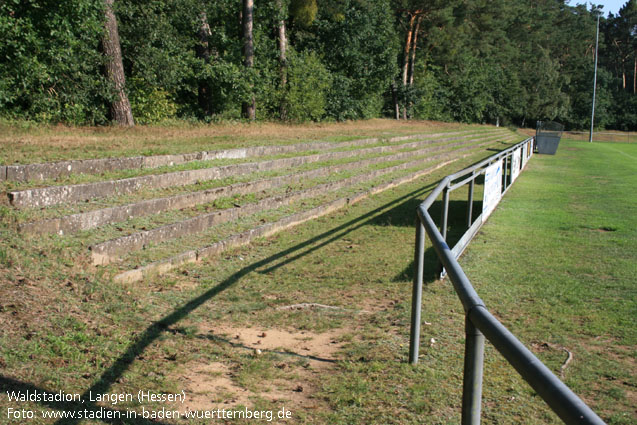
{"left": 0, "top": 0, "right": 634, "bottom": 129}
{"left": 0, "top": 0, "right": 108, "bottom": 124}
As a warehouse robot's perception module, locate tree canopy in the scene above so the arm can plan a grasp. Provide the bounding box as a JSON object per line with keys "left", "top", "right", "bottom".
{"left": 0, "top": 0, "right": 634, "bottom": 130}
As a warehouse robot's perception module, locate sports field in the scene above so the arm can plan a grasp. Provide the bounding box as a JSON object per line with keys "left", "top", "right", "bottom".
{"left": 0, "top": 125, "right": 634, "bottom": 424}
{"left": 459, "top": 139, "right": 636, "bottom": 424}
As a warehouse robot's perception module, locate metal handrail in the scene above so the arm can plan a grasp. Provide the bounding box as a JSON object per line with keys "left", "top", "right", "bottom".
{"left": 408, "top": 138, "right": 605, "bottom": 424}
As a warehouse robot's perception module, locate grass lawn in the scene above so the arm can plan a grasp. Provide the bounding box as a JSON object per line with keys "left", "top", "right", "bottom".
{"left": 0, "top": 127, "right": 633, "bottom": 424}
{"left": 459, "top": 139, "right": 636, "bottom": 424}
{"left": 0, "top": 119, "right": 472, "bottom": 164}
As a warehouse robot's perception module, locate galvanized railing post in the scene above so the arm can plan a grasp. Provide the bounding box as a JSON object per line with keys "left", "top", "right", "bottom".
{"left": 438, "top": 186, "right": 450, "bottom": 276}
{"left": 441, "top": 186, "right": 450, "bottom": 241}
{"left": 461, "top": 316, "right": 485, "bottom": 425}
{"left": 466, "top": 173, "right": 475, "bottom": 228}
{"left": 503, "top": 154, "right": 509, "bottom": 191}
{"left": 409, "top": 220, "right": 426, "bottom": 365}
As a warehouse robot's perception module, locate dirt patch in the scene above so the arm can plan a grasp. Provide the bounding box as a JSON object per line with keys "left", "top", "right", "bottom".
{"left": 204, "top": 324, "right": 344, "bottom": 364}
{"left": 177, "top": 362, "right": 252, "bottom": 410}
{"left": 171, "top": 324, "right": 346, "bottom": 413}
{"left": 174, "top": 361, "right": 325, "bottom": 411}
{"left": 359, "top": 296, "right": 404, "bottom": 314}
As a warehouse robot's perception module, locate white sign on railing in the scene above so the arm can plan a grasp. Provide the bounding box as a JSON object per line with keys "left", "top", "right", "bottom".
{"left": 511, "top": 148, "right": 521, "bottom": 182}
{"left": 482, "top": 159, "right": 502, "bottom": 222}
{"left": 521, "top": 143, "right": 528, "bottom": 169}
{"left": 522, "top": 140, "right": 533, "bottom": 167}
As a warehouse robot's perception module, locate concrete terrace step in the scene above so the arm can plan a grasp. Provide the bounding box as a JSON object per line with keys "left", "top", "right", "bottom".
{"left": 1, "top": 130, "right": 478, "bottom": 182}
{"left": 18, "top": 132, "right": 508, "bottom": 235}
{"left": 109, "top": 135, "right": 519, "bottom": 280}
{"left": 112, "top": 157, "right": 462, "bottom": 284}
{"left": 89, "top": 149, "right": 468, "bottom": 265}
{"left": 8, "top": 130, "right": 509, "bottom": 209}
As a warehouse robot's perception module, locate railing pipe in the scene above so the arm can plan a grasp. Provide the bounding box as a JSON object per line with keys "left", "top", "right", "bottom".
{"left": 417, "top": 206, "right": 484, "bottom": 312}
{"left": 449, "top": 173, "right": 480, "bottom": 192}
{"left": 469, "top": 306, "right": 605, "bottom": 425}
{"left": 445, "top": 140, "right": 529, "bottom": 184}
{"left": 410, "top": 136, "right": 605, "bottom": 424}
{"left": 421, "top": 176, "right": 450, "bottom": 209}
{"left": 461, "top": 317, "right": 485, "bottom": 425}
{"left": 441, "top": 186, "right": 450, "bottom": 241}
{"left": 409, "top": 221, "right": 425, "bottom": 364}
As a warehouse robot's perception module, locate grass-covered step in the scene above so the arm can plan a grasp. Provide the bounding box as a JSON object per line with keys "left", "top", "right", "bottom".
{"left": 110, "top": 137, "right": 519, "bottom": 270}
{"left": 112, "top": 156, "right": 460, "bottom": 283}
{"left": 3, "top": 130, "right": 479, "bottom": 182}
{"left": 18, "top": 132, "right": 511, "bottom": 235}
{"left": 89, "top": 150, "right": 463, "bottom": 265}
{"left": 8, "top": 130, "right": 511, "bottom": 208}
{"left": 3, "top": 130, "right": 501, "bottom": 191}
{"left": 109, "top": 136, "right": 519, "bottom": 281}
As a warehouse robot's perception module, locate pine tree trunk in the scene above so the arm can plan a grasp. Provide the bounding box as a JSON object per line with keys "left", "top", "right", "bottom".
{"left": 402, "top": 15, "right": 415, "bottom": 87}
{"left": 623, "top": 70, "right": 626, "bottom": 90}
{"left": 402, "top": 15, "right": 416, "bottom": 120}
{"left": 622, "top": 57, "right": 626, "bottom": 90}
{"left": 277, "top": 0, "right": 288, "bottom": 120}
{"left": 633, "top": 52, "right": 637, "bottom": 94}
{"left": 242, "top": 0, "right": 256, "bottom": 120}
{"left": 103, "top": 0, "right": 134, "bottom": 126}
{"left": 392, "top": 82, "right": 400, "bottom": 120}
{"left": 196, "top": 11, "right": 213, "bottom": 116}
{"left": 407, "top": 16, "right": 421, "bottom": 119}
{"left": 408, "top": 16, "right": 421, "bottom": 87}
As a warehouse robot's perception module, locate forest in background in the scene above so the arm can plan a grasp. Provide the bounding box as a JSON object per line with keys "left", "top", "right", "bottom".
{"left": 0, "top": 0, "right": 635, "bottom": 130}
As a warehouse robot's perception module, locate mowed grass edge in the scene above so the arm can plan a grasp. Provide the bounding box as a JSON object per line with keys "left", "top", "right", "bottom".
{"left": 458, "top": 139, "right": 636, "bottom": 424}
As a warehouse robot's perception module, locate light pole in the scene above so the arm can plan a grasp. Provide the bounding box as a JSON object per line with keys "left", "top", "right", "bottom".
{"left": 589, "top": 14, "right": 600, "bottom": 143}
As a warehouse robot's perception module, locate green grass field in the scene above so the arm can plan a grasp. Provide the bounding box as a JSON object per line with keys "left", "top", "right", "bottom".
{"left": 0, "top": 128, "right": 634, "bottom": 424}
{"left": 459, "top": 139, "right": 636, "bottom": 424}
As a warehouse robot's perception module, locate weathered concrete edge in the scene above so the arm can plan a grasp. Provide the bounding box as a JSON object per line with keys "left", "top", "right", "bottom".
{"left": 113, "top": 251, "right": 198, "bottom": 284}
{"left": 19, "top": 133, "right": 512, "bottom": 234}
{"left": 90, "top": 150, "right": 457, "bottom": 263}
{"left": 20, "top": 145, "right": 431, "bottom": 235}
{"left": 3, "top": 129, "right": 482, "bottom": 182}
{"left": 112, "top": 198, "right": 349, "bottom": 284}
{"left": 5, "top": 157, "right": 146, "bottom": 182}
{"left": 8, "top": 129, "right": 512, "bottom": 209}
{"left": 111, "top": 157, "right": 464, "bottom": 284}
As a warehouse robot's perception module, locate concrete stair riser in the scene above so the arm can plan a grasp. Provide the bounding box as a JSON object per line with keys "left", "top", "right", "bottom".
{"left": 18, "top": 133, "right": 508, "bottom": 235}
{"left": 91, "top": 136, "right": 517, "bottom": 264}
{"left": 112, "top": 157, "right": 464, "bottom": 284}
{"left": 90, "top": 150, "right": 462, "bottom": 264}
{"left": 3, "top": 130, "right": 484, "bottom": 182}
{"left": 9, "top": 130, "right": 509, "bottom": 209}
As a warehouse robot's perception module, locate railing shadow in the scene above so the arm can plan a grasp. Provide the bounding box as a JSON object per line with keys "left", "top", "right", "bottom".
{"left": 3, "top": 179, "right": 443, "bottom": 425}
{"left": 394, "top": 198, "right": 483, "bottom": 283}
{"left": 257, "top": 181, "right": 440, "bottom": 275}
